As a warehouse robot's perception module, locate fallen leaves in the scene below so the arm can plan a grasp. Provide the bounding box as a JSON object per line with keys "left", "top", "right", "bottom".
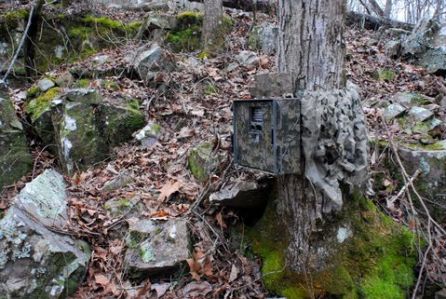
{"left": 157, "top": 181, "right": 181, "bottom": 202}
{"left": 187, "top": 247, "right": 214, "bottom": 281}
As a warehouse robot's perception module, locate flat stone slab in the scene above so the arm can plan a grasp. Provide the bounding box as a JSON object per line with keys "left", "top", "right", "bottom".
{"left": 15, "top": 169, "right": 68, "bottom": 228}
{"left": 37, "top": 78, "right": 55, "bottom": 92}
{"left": 383, "top": 103, "right": 406, "bottom": 121}
{"left": 125, "top": 218, "right": 189, "bottom": 273}
{"left": 408, "top": 106, "right": 434, "bottom": 122}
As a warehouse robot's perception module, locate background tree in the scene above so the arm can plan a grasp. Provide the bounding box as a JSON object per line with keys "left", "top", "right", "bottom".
{"left": 202, "top": 0, "right": 224, "bottom": 54}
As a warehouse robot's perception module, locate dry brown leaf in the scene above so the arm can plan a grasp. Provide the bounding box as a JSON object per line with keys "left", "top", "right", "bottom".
{"left": 229, "top": 264, "right": 239, "bottom": 282}
{"left": 157, "top": 181, "right": 181, "bottom": 202}
{"left": 215, "top": 211, "right": 227, "bottom": 229}
{"left": 94, "top": 273, "right": 110, "bottom": 286}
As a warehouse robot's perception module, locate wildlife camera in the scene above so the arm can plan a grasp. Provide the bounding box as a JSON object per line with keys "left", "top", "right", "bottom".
{"left": 233, "top": 98, "right": 302, "bottom": 175}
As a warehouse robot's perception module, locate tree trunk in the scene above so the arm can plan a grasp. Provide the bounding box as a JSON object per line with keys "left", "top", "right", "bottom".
{"left": 277, "top": 0, "right": 345, "bottom": 92}
{"left": 203, "top": 0, "right": 224, "bottom": 53}
{"left": 276, "top": 0, "right": 368, "bottom": 273}
{"left": 384, "top": 0, "right": 392, "bottom": 18}
{"left": 23, "top": 0, "right": 44, "bottom": 78}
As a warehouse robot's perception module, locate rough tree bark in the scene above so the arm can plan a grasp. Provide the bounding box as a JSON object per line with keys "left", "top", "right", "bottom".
{"left": 384, "top": 0, "right": 392, "bottom": 18}
{"left": 276, "top": 0, "right": 368, "bottom": 273}
{"left": 23, "top": 0, "right": 44, "bottom": 78}
{"left": 202, "top": 0, "right": 224, "bottom": 53}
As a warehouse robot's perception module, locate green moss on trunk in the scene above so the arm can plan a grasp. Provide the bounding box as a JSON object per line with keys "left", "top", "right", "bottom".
{"left": 247, "top": 192, "right": 417, "bottom": 299}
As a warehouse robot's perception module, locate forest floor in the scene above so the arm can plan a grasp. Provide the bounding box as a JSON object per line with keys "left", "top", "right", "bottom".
{"left": 2, "top": 2, "right": 446, "bottom": 298}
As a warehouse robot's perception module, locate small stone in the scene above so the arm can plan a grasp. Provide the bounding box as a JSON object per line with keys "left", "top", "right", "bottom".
{"left": 37, "top": 78, "right": 55, "bottom": 92}
{"left": 129, "top": 43, "right": 175, "bottom": 82}
{"left": 134, "top": 122, "right": 161, "bottom": 148}
{"left": 226, "top": 62, "right": 239, "bottom": 72}
{"left": 92, "top": 54, "right": 109, "bottom": 65}
{"left": 408, "top": 106, "right": 434, "bottom": 122}
{"left": 187, "top": 142, "right": 218, "bottom": 182}
{"left": 102, "top": 171, "right": 134, "bottom": 192}
{"left": 336, "top": 226, "right": 353, "bottom": 243}
{"left": 384, "top": 40, "right": 401, "bottom": 58}
{"left": 55, "top": 71, "right": 75, "bottom": 88}
{"left": 54, "top": 45, "right": 65, "bottom": 59}
{"left": 124, "top": 218, "right": 190, "bottom": 273}
{"left": 104, "top": 196, "right": 138, "bottom": 217}
{"left": 383, "top": 103, "right": 406, "bottom": 121}
{"left": 235, "top": 50, "right": 259, "bottom": 68}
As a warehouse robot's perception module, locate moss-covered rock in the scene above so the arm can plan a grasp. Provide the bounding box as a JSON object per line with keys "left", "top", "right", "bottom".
{"left": 0, "top": 92, "right": 32, "bottom": 189}
{"left": 380, "top": 139, "right": 446, "bottom": 222}
{"left": 27, "top": 89, "right": 145, "bottom": 174}
{"left": 166, "top": 11, "right": 203, "bottom": 52}
{"left": 55, "top": 100, "right": 108, "bottom": 174}
{"left": 376, "top": 69, "right": 396, "bottom": 81}
{"left": 26, "top": 87, "right": 62, "bottom": 122}
{"left": 247, "top": 192, "right": 417, "bottom": 299}
{"left": 100, "top": 100, "right": 146, "bottom": 146}
{"left": 124, "top": 218, "right": 190, "bottom": 274}
{"left": 187, "top": 141, "right": 218, "bottom": 182}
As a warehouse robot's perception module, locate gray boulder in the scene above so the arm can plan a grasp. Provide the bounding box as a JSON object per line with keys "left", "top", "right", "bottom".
{"left": 0, "top": 169, "right": 90, "bottom": 298}
{"left": 92, "top": 0, "right": 175, "bottom": 10}
{"left": 125, "top": 218, "right": 189, "bottom": 273}
{"left": 28, "top": 89, "right": 145, "bottom": 174}
{"left": 129, "top": 43, "right": 176, "bottom": 82}
{"left": 402, "top": 18, "right": 446, "bottom": 75}
{"left": 235, "top": 50, "right": 259, "bottom": 68}
{"left": 0, "top": 91, "right": 32, "bottom": 189}
{"left": 249, "top": 23, "right": 279, "bottom": 55}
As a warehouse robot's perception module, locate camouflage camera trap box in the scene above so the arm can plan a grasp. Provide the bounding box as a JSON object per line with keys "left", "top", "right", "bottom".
{"left": 233, "top": 98, "right": 302, "bottom": 175}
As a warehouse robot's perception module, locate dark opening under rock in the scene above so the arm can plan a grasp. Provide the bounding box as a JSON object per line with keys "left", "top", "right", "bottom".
{"left": 209, "top": 177, "right": 272, "bottom": 208}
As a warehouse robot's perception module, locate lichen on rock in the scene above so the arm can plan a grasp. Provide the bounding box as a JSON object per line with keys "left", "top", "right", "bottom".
{"left": 0, "top": 170, "right": 90, "bottom": 298}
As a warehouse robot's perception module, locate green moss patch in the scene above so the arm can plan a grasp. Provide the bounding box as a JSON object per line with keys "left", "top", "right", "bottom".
{"left": 81, "top": 15, "right": 141, "bottom": 35}
{"left": 2, "top": 9, "right": 29, "bottom": 27}
{"left": 166, "top": 11, "right": 203, "bottom": 52}
{"left": 247, "top": 192, "right": 417, "bottom": 299}
{"left": 26, "top": 87, "right": 61, "bottom": 122}
{"left": 377, "top": 69, "right": 396, "bottom": 81}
